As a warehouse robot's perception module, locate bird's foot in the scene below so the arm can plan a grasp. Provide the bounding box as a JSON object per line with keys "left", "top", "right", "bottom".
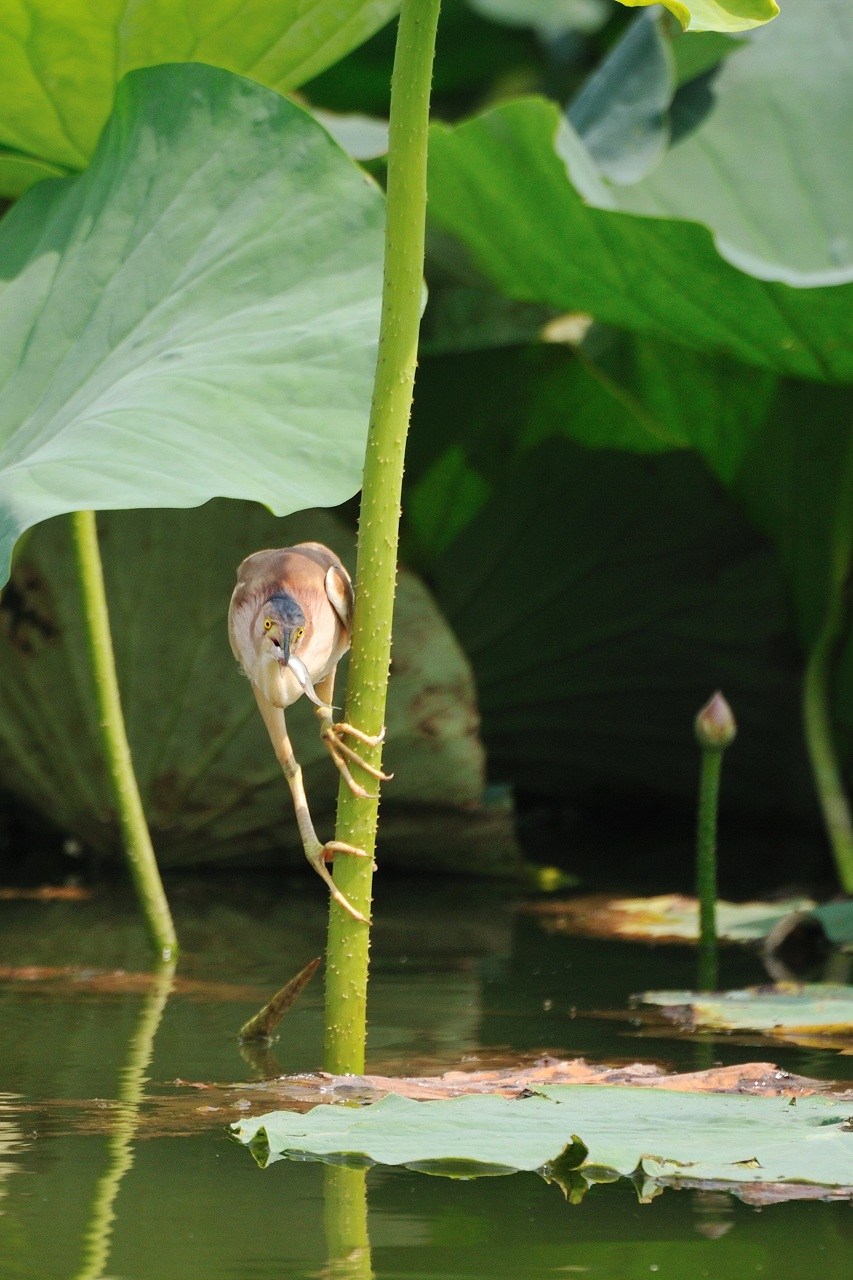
{"left": 322, "top": 722, "right": 393, "bottom": 799}
{"left": 306, "top": 840, "right": 372, "bottom": 924}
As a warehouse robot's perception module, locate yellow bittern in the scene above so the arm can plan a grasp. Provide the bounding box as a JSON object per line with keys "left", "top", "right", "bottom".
{"left": 228, "top": 542, "right": 390, "bottom": 923}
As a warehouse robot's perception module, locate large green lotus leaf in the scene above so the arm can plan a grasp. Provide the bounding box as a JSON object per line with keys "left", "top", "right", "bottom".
{"left": 427, "top": 98, "right": 853, "bottom": 379}
{"left": 640, "top": 984, "right": 853, "bottom": 1040}
{"left": 471, "top": 0, "right": 777, "bottom": 34}
{"left": 0, "top": 149, "right": 65, "bottom": 200}
{"left": 0, "top": 502, "right": 517, "bottom": 874}
{"left": 406, "top": 341, "right": 776, "bottom": 561}
{"left": 233, "top": 1086, "right": 852, "bottom": 1194}
{"left": 619, "top": 0, "right": 778, "bottom": 32}
{"left": 0, "top": 64, "right": 385, "bottom": 588}
{"left": 572, "top": 331, "right": 777, "bottom": 481}
{"left": 568, "top": 0, "right": 850, "bottom": 286}
{"left": 405, "top": 414, "right": 811, "bottom": 814}
{"left": 512, "top": 346, "right": 853, "bottom": 762}
{"left": 568, "top": 9, "right": 675, "bottom": 185}
{"left": 0, "top": 0, "right": 400, "bottom": 187}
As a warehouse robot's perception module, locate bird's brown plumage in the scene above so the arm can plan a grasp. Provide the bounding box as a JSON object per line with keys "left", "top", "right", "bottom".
{"left": 228, "top": 543, "right": 353, "bottom": 709}
{"left": 227, "top": 541, "right": 383, "bottom": 923}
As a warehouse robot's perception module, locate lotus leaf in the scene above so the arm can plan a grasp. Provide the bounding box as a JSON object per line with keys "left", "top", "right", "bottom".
{"left": 0, "top": 0, "right": 400, "bottom": 193}
{"left": 568, "top": 0, "right": 851, "bottom": 286}
{"left": 409, "top": 433, "right": 811, "bottom": 814}
{"left": 233, "top": 1085, "right": 853, "bottom": 1195}
{"left": 468, "top": 0, "right": 610, "bottom": 36}
{"left": 619, "top": 0, "right": 778, "bottom": 32}
{"left": 0, "top": 63, "right": 385, "bottom": 588}
{"left": 427, "top": 98, "right": 853, "bottom": 378}
{"left": 527, "top": 894, "right": 816, "bottom": 943}
{"left": 639, "top": 984, "right": 853, "bottom": 1039}
{"left": 0, "top": 503, "right": 516, "bottom": 873}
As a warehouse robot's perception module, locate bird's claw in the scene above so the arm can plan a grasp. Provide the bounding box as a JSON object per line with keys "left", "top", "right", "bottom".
{"left": 306, "top": 841, "right": 372, "bottom": 924}
{"left": 322, "top": 722, "right": 393, "bottom": 799}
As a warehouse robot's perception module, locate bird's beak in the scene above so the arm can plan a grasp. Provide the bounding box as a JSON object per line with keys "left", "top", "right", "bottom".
{"left": 286, "top": 652, "right": 330, "bottom": 710}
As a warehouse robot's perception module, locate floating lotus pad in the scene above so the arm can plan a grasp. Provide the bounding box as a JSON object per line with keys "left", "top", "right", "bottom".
{"left": 233, "top": 1085, "right": 853, "bottom": 1198}
{"left": 639, "top": 984, "right": 853, "bottom": 1039}
{"left": 527, "top": 894, "right": 815, "bottom": 943}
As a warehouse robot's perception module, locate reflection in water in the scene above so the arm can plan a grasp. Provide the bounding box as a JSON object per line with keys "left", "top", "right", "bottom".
{"left": 0, "top": 1097, "right": 26, "bottom": 1206}
{"left": 72, "top": 960, "right": 176, "bottom": 1280}
{"left": 324, "top": 1165, "right": 373, "bottom": 1280}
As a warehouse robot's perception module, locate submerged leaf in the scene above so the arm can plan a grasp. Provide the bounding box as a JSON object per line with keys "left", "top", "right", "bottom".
{"left": 233, "top": 1085, "right": 853, "bottom": 1197}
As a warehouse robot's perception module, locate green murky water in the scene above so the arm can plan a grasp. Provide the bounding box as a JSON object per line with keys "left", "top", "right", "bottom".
{"left": 0, "top": 875, "right": 850, "bottom": 1279}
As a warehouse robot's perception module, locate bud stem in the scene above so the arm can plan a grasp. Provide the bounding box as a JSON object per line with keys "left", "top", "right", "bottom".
{"left": 696, "top": 744, "right": 724, "bottom": 992}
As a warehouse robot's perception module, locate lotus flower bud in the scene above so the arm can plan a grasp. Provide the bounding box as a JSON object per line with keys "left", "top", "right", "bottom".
{"left": 694, "top": 692, "right": 737, "bottom": 749}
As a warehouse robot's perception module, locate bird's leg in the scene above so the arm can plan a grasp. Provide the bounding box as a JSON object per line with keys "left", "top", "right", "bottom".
{"left": 313, "top": 672, "right": 393, "bottom": 800}
{"left": 253, "top": 689, "right": 370, "bottom": 924}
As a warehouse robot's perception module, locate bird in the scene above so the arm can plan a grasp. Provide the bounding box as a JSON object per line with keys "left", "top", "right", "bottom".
{"left": 228, "top": 542, "right": 390, "bottom": 924}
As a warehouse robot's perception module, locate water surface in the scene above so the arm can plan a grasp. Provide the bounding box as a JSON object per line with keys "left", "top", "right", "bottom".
{"left": 0, "top": 874, "right": 849, "bottom": 1279}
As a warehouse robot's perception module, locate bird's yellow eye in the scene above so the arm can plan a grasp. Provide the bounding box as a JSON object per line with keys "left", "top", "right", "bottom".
{"left": 263, "top": 618, "right": 273, "bottom": 632}
{"left": 294, "top": 627, "right": 305, "bottom": 642}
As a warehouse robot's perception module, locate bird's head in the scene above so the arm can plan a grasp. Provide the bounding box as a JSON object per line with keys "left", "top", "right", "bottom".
{"left": 257, "top": 591, "right": 306, "bottom": 668}
{"left": 255, "top": 591, "right": 328, "bottom": 709}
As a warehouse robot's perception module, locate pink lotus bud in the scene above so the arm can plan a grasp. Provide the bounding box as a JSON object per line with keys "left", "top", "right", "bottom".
{"left": 694, "top": 692, "right": 737, "bottom": 749}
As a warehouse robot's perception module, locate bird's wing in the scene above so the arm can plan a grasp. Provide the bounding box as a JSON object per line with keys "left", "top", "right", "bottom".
{"left": 324, "top": 563, "right": 354, "bottom": 632}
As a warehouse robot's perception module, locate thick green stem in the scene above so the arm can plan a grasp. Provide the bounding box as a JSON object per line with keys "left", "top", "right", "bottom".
{"left": 323, "top": 0, "right": 442, "bottom": 1074}
{"left": 804, "top": 628, "right": 853, "bottom": 893}
{"left": 71, "top": 510, "right": 177, "bottom": 959}
{"left": 696, "top": 747, "right": 723, "bottom": 992}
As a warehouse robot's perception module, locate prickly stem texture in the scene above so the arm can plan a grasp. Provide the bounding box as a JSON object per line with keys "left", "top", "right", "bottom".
{"left": 71, "top": 511, "right": 177, "bottom": 960}
{"left": 323, "top": 0, "right": 442, "bottom": 1074}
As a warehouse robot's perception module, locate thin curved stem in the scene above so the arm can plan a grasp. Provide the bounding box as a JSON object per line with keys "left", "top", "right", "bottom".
{"left": 802, "top": 430, "right": 853, "bottom": 895}
{"left": 803, "top": 625, "right": 853, "bottom": 893}
{"left": 71, "top": 510, "right": 177, "bottom": 958}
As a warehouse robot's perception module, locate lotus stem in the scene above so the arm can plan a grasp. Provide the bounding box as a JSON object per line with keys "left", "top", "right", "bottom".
{"left": 803, "top": 615, "right": 853, "bottom": 896}
{"left": 71, "top": 510, "right": 177, "bottom": 959}
{"left": 801, "top": 428, "right": 853, "bottom": 892}
{"left": 323, "top": 0, "right": 442, "bottom": 1074}
{"left": 694, "top": 693, "right": 736, "bottom": 991}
